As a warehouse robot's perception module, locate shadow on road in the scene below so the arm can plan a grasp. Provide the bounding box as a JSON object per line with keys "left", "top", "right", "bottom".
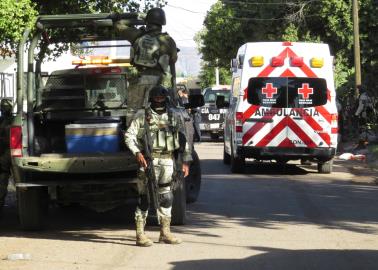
{"left": 0, "top": 199, "right": 146, "bottom": 246}
{"left": 170, "top": 247, "right": 378, "bottom": 270}
{"left": 180, "top": 155, "right": 378, "bottom": 236}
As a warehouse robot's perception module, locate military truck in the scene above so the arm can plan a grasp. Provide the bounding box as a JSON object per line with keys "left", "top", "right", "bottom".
{"left": 12, "top": 14, "right": 202, "bottom": 230}
{"left": 200, "top": 85, "right": 231, "bottom": 140}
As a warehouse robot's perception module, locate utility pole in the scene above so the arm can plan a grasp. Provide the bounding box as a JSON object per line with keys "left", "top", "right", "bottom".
{"left": 352, "top": 0, "right": 361, "bottom": 98}
{"left": 215, "top": 67, "right": 220, "bottom": 86}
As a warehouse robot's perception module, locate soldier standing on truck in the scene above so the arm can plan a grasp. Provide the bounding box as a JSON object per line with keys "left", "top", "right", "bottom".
{"left": 0, "top": 99, "right": 13, "bottom": 213}
{"left": 125, "top": 85, "right": 191, "bottom": 247}
{"left": 114, "top": 7, "right": 178, "bottom": 120}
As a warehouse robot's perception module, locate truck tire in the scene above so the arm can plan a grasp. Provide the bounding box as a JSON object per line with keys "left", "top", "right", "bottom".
{"left": 172, "top": 176, "right": 186, "bottom": 225}
{"left": 223, "top": 145, "right": 231, "bottom": 164}
{"left": 17, "top": 186, "right": 48, "bottom": 230}
{"left": 186, "top": 150, "right": 201, "bottom": 204}
{"left": 230, "top": 144, "right": 245, "bottom": 173}
{"left": 317, "top": 159, "right": 333, "bottom": 174}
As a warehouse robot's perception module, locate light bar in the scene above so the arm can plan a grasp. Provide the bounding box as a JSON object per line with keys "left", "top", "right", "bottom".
{"left": 249, "top": 56, "right": 264, "bottom": 67}
{"left": 72, "top": 57, "right": 131, "bottom": 66}
{"left": 310, "top": 57, "right": 324, "bottom": 68}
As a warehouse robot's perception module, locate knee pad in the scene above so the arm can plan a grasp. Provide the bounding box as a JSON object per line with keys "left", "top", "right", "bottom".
{"left": 138, "top": 194, "right": 149, "bottom": 211}
{"left": 159, "top": 191, "right": 173, "bottom": 208}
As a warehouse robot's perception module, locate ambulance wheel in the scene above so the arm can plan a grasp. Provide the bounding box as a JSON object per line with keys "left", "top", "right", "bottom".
{"left": 230, "top": 145, "right": 245, "bottom": 173}
{"left": 186, "top": 150, "right": 201, "bottom": 204}
{"left": 172, "top": 175, "right": 186, "bottom": 225}
{"left": 317, "top": 159, "right": 333, "bottom": 174}
{"left": 223, "top": 147, "right": 231, "bottom": 165}
{"left": 17, "top": 186, "right": 48, "bottom": 231}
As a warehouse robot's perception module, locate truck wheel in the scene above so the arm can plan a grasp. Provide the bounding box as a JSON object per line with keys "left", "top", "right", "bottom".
{"left": 186, "top": 150, "right": 201, "bottom": 204}
{"left": 317, "top": 159, "right": 333, "bottom": 174}
{"left": 223, "top": 145, "right": 231, "bottom": 164}
{"left": 172, "top": 176, "right": 186, "bottom": 225}
{"left": 230, "top": 144, "right": 245, "bottom": 173}
{"left": 210, "top": 133, "right": 219, "bottom": 141}
{"left": 17, "top": 186, "right": 48, "bottom": 230}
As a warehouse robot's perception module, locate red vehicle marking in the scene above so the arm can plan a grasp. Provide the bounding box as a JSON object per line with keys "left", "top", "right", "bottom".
{"left": 242, "top": 108, "right": 277, "bottom": 145}
{"left": 286, "top": 117, "right": 317, "bottom": 148}
{"left": 315, "top": 106, "right": 332, "bottom": 124}
{"left": 255, "top": 116, "right": 287, "bottom": 147}
{"left": 242, "top": 105, "right": 260, "bottom": 123}
{"left": 293, "top": 108, "right": 331, "bottom": 146}
{"left": 278, "top": 138, "right": 296, "bottom": 147}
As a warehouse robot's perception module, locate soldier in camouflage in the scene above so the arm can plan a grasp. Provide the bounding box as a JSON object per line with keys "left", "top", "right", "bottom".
{"left": 125, "top": 85, "right": 191, "bottom": 247}
{"left": 0, "top": 99, "right": 13, "bottom": 212}
{"left": 114, "top": 8, "right": 178, "bottom": 120}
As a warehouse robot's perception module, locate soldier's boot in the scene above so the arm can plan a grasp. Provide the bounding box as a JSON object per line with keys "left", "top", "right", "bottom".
{"left": 159, "top": 217, "right": 182, "bottom": 244}
{"left": 135, "top": 216, "right": 153, "bottom": 247}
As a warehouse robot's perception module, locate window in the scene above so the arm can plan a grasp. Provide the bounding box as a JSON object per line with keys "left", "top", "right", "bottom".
{"left": 247, "top": 77, "right": 327, "bottom": 108}
{"left": 204, "top": 90, "right": 231, "bottom": 104}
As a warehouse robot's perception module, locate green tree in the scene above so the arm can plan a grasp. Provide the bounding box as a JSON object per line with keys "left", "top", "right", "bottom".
{"left": 0, "top": 0, "right": 165, "bottom": 57}
{"left": 198, "top": 0, "right": 378, "bottom": 96}
{"left": 0, "top": 0, "right": 37, "bottom": 57}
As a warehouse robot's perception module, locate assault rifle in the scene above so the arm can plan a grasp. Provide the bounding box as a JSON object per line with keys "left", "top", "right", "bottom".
{"left": 142, "top": 109, "right": 160, "bottom": 223}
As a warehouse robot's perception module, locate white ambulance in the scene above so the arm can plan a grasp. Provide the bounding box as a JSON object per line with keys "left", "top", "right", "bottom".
{"left": 221, "top": 42, "right": 338, "bottom": 173}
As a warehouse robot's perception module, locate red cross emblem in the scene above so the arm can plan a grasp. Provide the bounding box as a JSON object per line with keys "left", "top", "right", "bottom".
{"left": 298, "top": 83, "right": 313, "bottom": 99}
{"left": 262, "top": 83, "right": 277, "bottom": 98}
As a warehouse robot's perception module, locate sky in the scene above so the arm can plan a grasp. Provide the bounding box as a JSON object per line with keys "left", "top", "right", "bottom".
{"left": 163, "top": 0, "right": 217, "bottom": 48}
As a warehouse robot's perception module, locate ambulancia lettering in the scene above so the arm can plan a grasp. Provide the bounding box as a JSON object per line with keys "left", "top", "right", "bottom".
{"left": 254, "top": 108, "right": 320, "bottom": 117}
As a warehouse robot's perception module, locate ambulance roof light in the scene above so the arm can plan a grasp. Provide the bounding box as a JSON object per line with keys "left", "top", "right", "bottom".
{"left": 271, "top": 56, "right": 285, "bottom": 67}
{"left": 249, "top": 56, "right": 264, "bottom": 67}
{"left": 290, "top": 56, "right": 304, "bottom": 67}
{"left": 310, "top": 57, "right": 324, "bottom": 68}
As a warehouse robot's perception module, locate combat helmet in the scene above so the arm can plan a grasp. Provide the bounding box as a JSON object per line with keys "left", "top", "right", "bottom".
{"left": 146, "top": 8, "right": 166, "bottom": 26}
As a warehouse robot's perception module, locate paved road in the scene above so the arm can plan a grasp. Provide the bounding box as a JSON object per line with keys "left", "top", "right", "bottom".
{"left": 1, "top": 142, "right": 378, "bottom": 270}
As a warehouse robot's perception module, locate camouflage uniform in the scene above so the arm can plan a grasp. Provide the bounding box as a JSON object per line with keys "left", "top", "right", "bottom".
{"left": 114, "top": 9, "right": 177, "bottom": 115}
{"left": 0, "top": 99, "right": 13, "bottom": 210}
{"left": 125, "top": 107, "right": 191, "bottom": 246}
{"left": 355, "top": 89, "right": 374, "bottom": 142}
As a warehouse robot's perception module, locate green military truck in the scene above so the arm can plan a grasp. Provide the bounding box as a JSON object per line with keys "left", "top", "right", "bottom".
{"left": 11, "top": 14, "right": 202, "bottom": 230}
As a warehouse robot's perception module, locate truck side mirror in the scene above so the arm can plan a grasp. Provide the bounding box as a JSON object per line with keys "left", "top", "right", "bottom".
{"left": 185, "top": 94, "right": 204, "bottom": 109}
{"left": 216, "top": 95, "right": 229, "bottom": 109}
{"left": 230, "top": 58, "right": 238, "bottom": 73}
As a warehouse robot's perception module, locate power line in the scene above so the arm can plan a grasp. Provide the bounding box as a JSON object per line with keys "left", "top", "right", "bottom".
{"left": 223, "top": 0, "right": 318, "bottom": 5}
{"left": 166, "top": 4, "right": 206, "bottom": 14}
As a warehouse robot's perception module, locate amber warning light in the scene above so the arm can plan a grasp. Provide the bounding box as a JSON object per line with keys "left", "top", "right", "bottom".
{"left": 72, "top": 57, "right": 131, "bottom": 66}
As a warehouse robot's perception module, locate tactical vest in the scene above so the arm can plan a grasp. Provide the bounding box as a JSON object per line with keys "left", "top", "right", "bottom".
{"left": 138, "top": 110, "right": 180, "bottom": 153}
{"left": 131, "top": 33, "right": 161, "bottom": 68}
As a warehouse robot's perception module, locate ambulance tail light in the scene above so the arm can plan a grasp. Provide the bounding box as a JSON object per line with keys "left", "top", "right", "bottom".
{"left": 310, "top": 57, "right": 324, "bottom": 68}
{"left": 290, "top": 56, "right": 304, "bottom": 67}
{"left": 249, "top": 56, "right": 264, "bottom": 67}
{"left": 331, "top": 113, "right": 338, "bottom": 125}
{"left": 10, "top": 126, "right": 22, "bottom": 157}
{"left": 236, "top": 112, "right": 244, "bottom": 133}
{"left": 271, "top": 56, "right": 284, "bottom": 67}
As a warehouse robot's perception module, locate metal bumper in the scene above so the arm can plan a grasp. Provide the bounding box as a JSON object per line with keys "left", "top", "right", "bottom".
{"left": 12, "top": 153, "right": 139, "bottom": 186}
{"left": 199, "top": 122, "right": 223, "bottom": 133}
{"left": 238, "top": 146, "right": 336, "bottom": 160}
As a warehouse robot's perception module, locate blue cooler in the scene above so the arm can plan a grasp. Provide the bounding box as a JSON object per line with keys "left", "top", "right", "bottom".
{"left": 65, "top": 123, "right": 120, "bottom": 153}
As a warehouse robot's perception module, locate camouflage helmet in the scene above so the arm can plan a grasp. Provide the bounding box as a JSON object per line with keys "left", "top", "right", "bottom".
{"left": 145, "top": 8, "right": 166, "bottom": 26}
{"left": 0, "top": 98, "right": 13, "bottom": 114}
